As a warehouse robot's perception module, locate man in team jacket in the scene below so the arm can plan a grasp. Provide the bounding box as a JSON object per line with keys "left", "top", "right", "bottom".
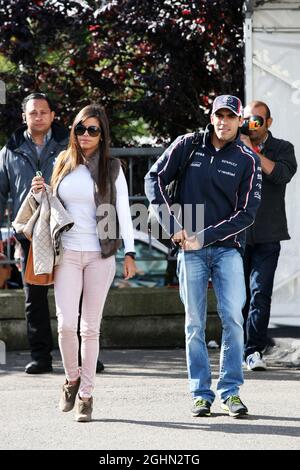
{"left": 145, "top": 95, "right": 261, "bottom": 418}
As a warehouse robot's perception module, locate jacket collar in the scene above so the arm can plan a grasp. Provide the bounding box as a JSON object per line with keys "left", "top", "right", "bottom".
{"left": 262, "top": 130, "right": 273, "bottom": 148}
{"left": 6, "top": 122, "right": 69, "bottom": 151}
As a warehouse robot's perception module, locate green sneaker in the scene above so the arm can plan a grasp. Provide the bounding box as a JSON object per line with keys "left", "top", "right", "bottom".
{"left": 191, "top": 398, "right": 211, "bottom": 417}
{"left": 221, "top": 395, "right": 248, "bottom": 418}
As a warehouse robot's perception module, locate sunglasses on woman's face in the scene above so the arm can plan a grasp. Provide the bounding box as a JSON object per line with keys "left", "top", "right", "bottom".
{"left": 74, "top": 124, "right": 101, "bottom": 137}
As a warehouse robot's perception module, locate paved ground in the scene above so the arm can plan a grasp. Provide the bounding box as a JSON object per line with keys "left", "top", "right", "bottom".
{"left": 1, "top": 339, "right": 300, "bottom": 451}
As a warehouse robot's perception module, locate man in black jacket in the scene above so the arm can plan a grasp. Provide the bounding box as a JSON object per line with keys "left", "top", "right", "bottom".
{"left": 240, "top": 101, "right": 297, "bottom": 371}
{"left": 0, "top": 93, "right": 68, "bottom": 373}
{"left": 145, "top": 95, "right": 261, "bottom": 418}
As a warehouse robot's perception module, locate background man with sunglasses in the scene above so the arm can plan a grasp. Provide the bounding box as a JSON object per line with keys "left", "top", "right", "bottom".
{"left": 240, "top": 100, "right": 297, "bottom": 371}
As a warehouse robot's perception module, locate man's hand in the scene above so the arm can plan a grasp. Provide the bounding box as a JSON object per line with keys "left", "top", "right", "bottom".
{"left": 240, "top": 134, "right": 253, "bottom": 150}
{"left": 172, "top": 230, "right": 201, "bottom": 250}
{"left": 240, "top": 134, "right": 274, "bottom": 174}
{"left": 172, "top": 230, "right": 186, "bottom": 248}
{"left": 183, "top": 234, "right": 201, "bottom": 251}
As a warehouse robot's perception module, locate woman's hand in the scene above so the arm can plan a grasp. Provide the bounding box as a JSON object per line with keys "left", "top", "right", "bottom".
{"left": 123, "top": 256, "right": 136, "bottom": 280}
{"left": 31, "top": 175, "right": 45, "bottom": 194}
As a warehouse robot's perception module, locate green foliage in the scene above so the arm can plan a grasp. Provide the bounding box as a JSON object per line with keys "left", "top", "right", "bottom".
{"left": 0, "top": 0, "right": 244, "bottom": 145}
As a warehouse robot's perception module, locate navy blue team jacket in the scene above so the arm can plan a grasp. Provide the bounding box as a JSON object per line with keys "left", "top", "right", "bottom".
{"left": 144, "top": 125, "right": 262, "bottom": 252}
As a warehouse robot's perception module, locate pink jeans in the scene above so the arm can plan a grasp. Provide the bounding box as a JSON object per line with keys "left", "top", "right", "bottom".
{"left": 54, "top": 249, "right": 115, "bottom": 398}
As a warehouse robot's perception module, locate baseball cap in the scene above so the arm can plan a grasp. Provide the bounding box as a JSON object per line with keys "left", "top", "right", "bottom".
{"left": 212, "top": 95, "right": 243, "bottom": 116}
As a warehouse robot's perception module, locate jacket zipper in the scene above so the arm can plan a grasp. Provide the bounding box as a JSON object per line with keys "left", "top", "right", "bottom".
{"left": 201, "top": 152, "right": 215, "bottom": 233}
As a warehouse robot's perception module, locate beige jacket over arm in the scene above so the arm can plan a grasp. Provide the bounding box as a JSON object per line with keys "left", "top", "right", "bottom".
{"left": 13, "top": 185, "right": 74, "bottom": 275}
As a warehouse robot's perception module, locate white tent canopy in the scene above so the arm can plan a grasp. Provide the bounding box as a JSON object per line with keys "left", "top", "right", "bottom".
{"left": 244, "top": 0, "right": 300, "bottom": 321}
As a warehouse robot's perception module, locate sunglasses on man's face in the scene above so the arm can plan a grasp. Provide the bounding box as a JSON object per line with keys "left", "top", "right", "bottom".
{"left": 74, "top": 124, "right": 101, "bottom": 137}
{"left": 244, "top": 115, "right": 265, "bottom": 130}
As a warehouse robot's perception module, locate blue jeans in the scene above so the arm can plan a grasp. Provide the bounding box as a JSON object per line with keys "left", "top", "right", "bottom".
{"left": 243, "top": 242, "right": 281, "bottom": 358}
{"left": 177, "top": 246, "right": 246, "bottom": 403}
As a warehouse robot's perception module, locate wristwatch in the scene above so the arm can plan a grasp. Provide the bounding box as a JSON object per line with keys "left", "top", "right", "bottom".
{"left": 125, "top": 252, "right": 136, "bottom": 260}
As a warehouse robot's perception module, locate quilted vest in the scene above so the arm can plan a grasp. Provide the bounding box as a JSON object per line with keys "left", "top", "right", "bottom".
{"left": 54, "top": 152, "right": 122, "bottom": 258}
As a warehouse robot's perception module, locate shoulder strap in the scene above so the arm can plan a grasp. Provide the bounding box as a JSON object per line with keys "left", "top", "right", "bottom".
{"left": 177, "top": 131, "right": 201, "bottom": 182}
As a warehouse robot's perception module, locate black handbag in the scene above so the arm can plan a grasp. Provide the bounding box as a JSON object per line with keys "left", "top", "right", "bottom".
{"left": 147, "top": 132, "right": 201, "bottom": 249}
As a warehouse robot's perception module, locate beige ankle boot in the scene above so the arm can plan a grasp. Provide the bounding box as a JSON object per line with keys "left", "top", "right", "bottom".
{"left": 75, "top": 395, "right": 93, "bottom": 422}
{"left": 59, "top": 378, "right": 80, "bottom": 412}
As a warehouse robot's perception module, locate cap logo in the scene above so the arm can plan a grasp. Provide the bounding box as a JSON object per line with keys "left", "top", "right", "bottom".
{"left": 224, "top": 96, "right": 233, "bottom": 105}
{"left": 212, "top": 94, "right": 242, "bottom": 116}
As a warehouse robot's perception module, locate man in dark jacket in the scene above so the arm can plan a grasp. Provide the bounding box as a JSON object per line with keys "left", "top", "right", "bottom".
{"left": 0, "top": 92, "right": 68, "bottom": 373}
{"left": 145, "top": 95, "right": 261, "bottom": 418}
{"left": 240, "top": 101, "right": 297, "bottom": 371}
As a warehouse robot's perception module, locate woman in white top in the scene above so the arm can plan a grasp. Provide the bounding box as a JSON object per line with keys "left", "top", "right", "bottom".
{"left": 32, "top": 104, "right": 136, "bottom": 422}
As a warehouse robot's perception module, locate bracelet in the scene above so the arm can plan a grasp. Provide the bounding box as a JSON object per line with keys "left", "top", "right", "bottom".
{"left": 125, "top": 252, "right": 136, "bottom": 260}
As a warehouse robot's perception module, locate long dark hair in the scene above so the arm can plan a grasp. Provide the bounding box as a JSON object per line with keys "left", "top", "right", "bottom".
{"left": 51, "top": 104, "right": 111, "bottom": 196}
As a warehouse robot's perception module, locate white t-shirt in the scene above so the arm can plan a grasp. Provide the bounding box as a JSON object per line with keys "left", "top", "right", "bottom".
{"left": 57, "top": 164, "right": 134, "bottom": 253}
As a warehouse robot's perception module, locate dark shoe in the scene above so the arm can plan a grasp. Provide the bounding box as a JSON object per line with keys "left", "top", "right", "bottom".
{"left": 59, "top": 378, "right": 80, "bottom": 412}
{"left": 192, "top": 398, "right": 211, "bottom": 417}
{"left": 221, "top": 396, "right": 248, "bottom": 418}
{"left": 25, "top": 361, "right": 53, "bottom": 374}
{"left": 75, "top": 395, "right": 93, "bottom": 422}
{"left": 96, "top": 360, "right": 105, "bottom": 373}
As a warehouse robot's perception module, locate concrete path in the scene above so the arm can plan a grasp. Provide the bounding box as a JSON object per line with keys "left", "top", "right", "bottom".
{"left": 0, "top": 346, "right": 299, "bottom": 450}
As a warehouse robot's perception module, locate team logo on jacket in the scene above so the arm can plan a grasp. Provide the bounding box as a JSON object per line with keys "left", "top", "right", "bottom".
{"left": 190, "top": 162, "right": 202, "bottom": 167}
{"left": 242, "top": 145, "right": 254, "bottom": 154}
{"left": 254, "top": 191, "right": 261, "bottom": 200}
{"left": 221, "top": 159, "right": 237, "bottom": 167}
{"left": 218, "top": 169, "right": 235, "bottom": 177}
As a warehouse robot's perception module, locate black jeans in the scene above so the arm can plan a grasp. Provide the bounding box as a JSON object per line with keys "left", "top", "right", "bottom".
{"left": 243, "top": 242, "right": 281, "bottom": 358}
{"left": 19, "top": 239, "right": 53, "bottom": 364}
